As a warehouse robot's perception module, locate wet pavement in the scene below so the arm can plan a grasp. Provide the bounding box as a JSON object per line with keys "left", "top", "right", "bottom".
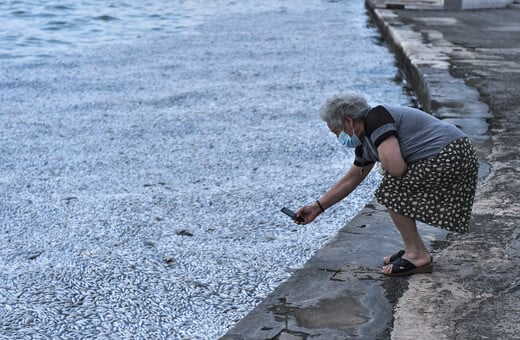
{"left": 223, "top": 2, "right": 520, "bottom": 339}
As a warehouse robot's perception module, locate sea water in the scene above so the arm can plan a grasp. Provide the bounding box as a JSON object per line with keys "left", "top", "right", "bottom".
{"left": 0, "top": 0, "right": 413, "bottom": 338}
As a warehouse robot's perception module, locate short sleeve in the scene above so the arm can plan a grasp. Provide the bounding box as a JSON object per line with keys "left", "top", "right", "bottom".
{"left": 353, "top": 145, "right": 375, "bottom": 167}
{"left": 365, "top": 105, "right": 398, "bottom": 148}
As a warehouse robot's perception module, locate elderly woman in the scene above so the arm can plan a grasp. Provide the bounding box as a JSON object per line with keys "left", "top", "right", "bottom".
{"left": 295, "top": 92, "right": 478, "bottom": 277}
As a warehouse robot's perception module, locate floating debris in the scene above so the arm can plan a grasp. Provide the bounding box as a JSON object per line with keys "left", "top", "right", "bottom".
{"left": 176, "top": 230, "right": 194, "bottom": 237}
{"left": 27, "top": 251, "right": 43, "bottom": 260}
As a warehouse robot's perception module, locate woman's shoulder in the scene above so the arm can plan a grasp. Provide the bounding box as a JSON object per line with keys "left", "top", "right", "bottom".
{"left": 367, "top": 104, "right": 390, "bottom": 115}
{"left": 365, "top": 105, "right": 395, "bottom": 136}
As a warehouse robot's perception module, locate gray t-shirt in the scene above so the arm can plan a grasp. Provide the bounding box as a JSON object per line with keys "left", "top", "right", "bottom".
{"left": 354, "top": 105, "right": 466, "bottom": 166}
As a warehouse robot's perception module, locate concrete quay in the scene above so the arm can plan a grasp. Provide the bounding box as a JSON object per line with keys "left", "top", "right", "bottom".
{"left": 223, "top": 2, "right": 520, "bottom": 339}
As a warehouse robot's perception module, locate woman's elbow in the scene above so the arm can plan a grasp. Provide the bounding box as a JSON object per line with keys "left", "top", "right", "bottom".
{"left": 386, "top": 164, "right": 408, "bottom": 178}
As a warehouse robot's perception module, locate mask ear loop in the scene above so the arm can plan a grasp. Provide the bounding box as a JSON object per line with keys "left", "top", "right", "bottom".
{"left": 343, "top": 116, "right": 355, "bottom": 134}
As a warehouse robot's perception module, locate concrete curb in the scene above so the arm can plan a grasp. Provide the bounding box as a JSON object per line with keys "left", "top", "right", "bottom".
{"left": 222, "top": 203, "right": 447, "bottom": 339}
{"left": 366, "top": 1, "right": 492, "bottom": 145}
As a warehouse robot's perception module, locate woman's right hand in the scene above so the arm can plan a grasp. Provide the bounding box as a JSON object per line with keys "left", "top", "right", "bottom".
{"left": 295, "top": 203, "right": 322, "bottom": 225}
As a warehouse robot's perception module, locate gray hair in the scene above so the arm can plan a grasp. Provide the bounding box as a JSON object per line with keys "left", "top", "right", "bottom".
{"left": 319, "top": 92, "right": 371, "bottom": 129}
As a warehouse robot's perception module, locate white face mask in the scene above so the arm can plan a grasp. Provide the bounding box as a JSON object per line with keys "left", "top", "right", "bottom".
{"left": 338, "top": 131, "right": 362, "bottom": 148}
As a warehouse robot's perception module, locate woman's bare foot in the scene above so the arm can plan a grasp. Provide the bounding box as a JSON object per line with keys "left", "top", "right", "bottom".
{"left": 383, "top": 249, "right": 405, "bottom": 265}
{"left": 382, "top": 252, "right": 432, "bottom": 275}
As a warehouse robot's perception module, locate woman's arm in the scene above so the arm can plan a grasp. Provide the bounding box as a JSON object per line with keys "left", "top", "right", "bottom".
{"left": 377, "top": 135, "right": 407, "bottom": 177}
{"left": 295, "top": 162, "right": 375, "bottom": 224}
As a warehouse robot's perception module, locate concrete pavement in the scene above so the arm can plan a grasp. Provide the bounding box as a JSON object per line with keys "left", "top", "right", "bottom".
{"left": 223, "top": 2, "right": 520, "bottom": 339}
{"left": 368, "top": 3, "right": 520, "bottom": 339}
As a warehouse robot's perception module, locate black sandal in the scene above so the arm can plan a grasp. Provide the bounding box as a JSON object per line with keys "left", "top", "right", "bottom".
{"left": 383, "top": 249, "right": 405, "bottom": 265}
{"left": 383, "top": 257, "right": 433, "bottom": 277}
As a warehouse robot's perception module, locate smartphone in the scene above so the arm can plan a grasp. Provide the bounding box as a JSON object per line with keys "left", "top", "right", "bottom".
{"left": 281, "top": 207, "right": 303, "bottom": 222}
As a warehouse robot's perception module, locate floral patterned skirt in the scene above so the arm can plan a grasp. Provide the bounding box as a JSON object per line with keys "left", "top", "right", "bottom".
{"left": 375, "top": 137, "right": 478, "bottom": 233}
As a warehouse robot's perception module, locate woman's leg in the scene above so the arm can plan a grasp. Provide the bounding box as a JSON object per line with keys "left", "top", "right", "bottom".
{"left": 383, "top": 210, "right": 432, "bottom": 274}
